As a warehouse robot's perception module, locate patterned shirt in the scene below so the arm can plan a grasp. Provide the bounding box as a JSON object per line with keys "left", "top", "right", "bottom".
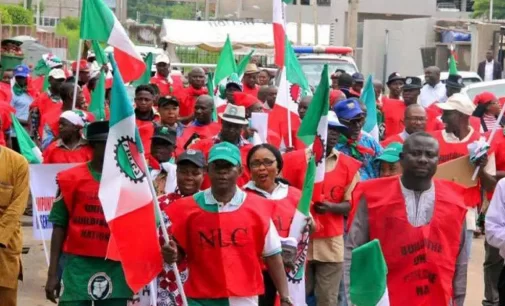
{"left": 336, "top": 132, "right": 383, "bottom": 181}
{"left": 156, "top": 191, "right": 188, "bottom": 306}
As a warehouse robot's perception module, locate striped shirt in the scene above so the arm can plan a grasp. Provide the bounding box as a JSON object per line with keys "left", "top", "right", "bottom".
{"left": 483, "top": 113, "right": 498, "bottom": 131}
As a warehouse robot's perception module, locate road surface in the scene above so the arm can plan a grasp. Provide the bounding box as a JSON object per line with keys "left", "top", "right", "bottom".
{"left": 17, "top": 219, "right": 488, "bottom": 306}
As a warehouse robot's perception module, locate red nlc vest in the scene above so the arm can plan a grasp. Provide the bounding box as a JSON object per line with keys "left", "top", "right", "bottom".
{"left": 165, "top": 192, "right": 272, "bottom": 298}
{"left": 364, "top": 177, "right": 467, "bottom": 306}
{"left": 312, "top": 153, "right": 361, "bottom": 239}
{"left": 245, "top": 186, "right": 301, "bottom": 238}
{"left": 381, "top": 98, "right": 405, "bottom": 139}
{"left": 431, "top": 129, "right": 482, "bottom": 207}
{"left": 380, "top": 133, "right": 405, "bottom": 148}
{"left": 57, "top": 163, "right": 110, "bottom": 258}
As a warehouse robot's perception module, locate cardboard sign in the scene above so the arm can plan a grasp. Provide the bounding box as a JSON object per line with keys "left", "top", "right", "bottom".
{"left": 434, "top": 155, "right": 477, "bottom": 187}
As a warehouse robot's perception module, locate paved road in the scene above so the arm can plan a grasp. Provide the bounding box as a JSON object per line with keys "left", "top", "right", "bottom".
{"left": 17, "top": 223, "right": 488, "bottom": 306}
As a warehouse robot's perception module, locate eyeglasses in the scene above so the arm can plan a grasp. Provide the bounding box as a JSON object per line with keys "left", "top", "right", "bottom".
{"left": 340, "top": 117, "right": 365, "bottom": 126}
{"left": 249, "top": 159, "right": 276, "bottom": 169}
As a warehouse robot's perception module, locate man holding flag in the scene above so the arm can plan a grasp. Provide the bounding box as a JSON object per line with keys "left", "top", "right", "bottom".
{"left": 282, "top": 65, "right": 361, "bottom": 305}
{"left": 162, "top": 142, "right": 293, "bottom": 306}
{"left": 45, "top": 120, "right": 134, "bottom": 305}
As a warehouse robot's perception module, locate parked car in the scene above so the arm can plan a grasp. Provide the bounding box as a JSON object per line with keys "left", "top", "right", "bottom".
{"left": 461, "top": 79, "right": 505, "bottom": 102}
{"left": 418, "top": 71, "right": 482, "bottom": 87}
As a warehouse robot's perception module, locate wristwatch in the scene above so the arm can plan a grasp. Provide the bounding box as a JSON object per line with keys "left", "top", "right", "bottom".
{"left": 280, "top": 296, "right": 294, "bottom": 306}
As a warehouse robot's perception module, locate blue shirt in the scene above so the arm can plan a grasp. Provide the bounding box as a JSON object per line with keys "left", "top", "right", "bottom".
{"left": 335, "top": 132, "right": 383, "bottom": 181}
{"left": 10, "top": 91, "right": 33, "bottom": 137}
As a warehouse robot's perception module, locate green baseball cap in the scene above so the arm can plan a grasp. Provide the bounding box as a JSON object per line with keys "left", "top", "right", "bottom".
{"left": 376, "top": 142, "right": 403, "bottom": 163}
{"left": 208, "top": 142, "right": 242, "bottom": 166}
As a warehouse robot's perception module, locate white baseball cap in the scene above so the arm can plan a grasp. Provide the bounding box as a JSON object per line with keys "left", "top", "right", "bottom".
{"left": 436, "top": 93, "right": 475, "bottom": 116}
{"left": 155, "top": 54, "right": 170, "bottom": 65}
{"left": 48, "top": 68, "right": 66, "bottom": 80}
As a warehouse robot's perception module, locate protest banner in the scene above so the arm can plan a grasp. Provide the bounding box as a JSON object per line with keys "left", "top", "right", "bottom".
{"left": 30, "top": 163, "right": 78, "bottom": 240}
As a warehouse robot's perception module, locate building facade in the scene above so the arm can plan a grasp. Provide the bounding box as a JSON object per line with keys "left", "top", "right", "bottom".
{"left": 0, "top": 0, "right": 126, "bottom": 30}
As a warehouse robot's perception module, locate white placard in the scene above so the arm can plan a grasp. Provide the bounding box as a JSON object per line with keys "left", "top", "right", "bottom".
{"left": 30, "top": 163, "right": 78, "bottom": 240}
{"left": 251, "top": 112, "right": 269, "bottom": 144}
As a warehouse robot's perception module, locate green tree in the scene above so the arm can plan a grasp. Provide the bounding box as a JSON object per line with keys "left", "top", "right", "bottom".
{"left": 473, "top": 0, "right": 505, "bottom": 19}
{"left": 0, "top": 7, "right": 13, "bottom": 24}
{"left": 0, "top": 5, "right": 33, "bottom": 25}
{"left": 55, "top": 17, "right": 80, "bottom": 60}
{"left": 168, "top": 3, "right": 194, "bottom": 19}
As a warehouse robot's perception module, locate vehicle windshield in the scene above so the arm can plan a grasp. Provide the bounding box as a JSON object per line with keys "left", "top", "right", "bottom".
{"left": 299, "top": 60, "right": 358, "bottom": 87}
{"left": 466, "top": 84, "right": 505, "bottom": 101}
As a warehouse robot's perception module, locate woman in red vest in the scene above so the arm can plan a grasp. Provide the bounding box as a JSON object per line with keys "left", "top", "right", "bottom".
{"left": 244, "top": 144, "right": 309, "bottom": 306}
{"left": 152, "top": 150, "right": 206, "bottom": 306}
{"left": 345, "top": 132, "right": 469, "bottom": 306}
{"left": 162, "top": 142, "right": 293, "bottom": 305}
{"left": 42, "top": 110, "right": 93, "bottom": 164}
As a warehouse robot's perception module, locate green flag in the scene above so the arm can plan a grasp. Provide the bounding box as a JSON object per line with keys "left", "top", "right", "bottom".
{"left": 213, "top": 35, "right": 237, "bottom": 86}
{"left": 361, "top": 75, "right": 379, "bottom": 141}
{"left": 132, "top": 53, "right": 153, "bottom": 87}
{"left": 91, "top": 40, "right": 108, "bottom": 65}
{"left": 449, "top": 46, "right": 458, "bottom": 75}
{"left": 89, "top": 70, "right": 106, "bottom": 120}
{"left": 236, "top": 50, "right": 254, "bottom": 78}
{"left": 10, "top": 114, "right": 42, "bottom": 164}
{"left": 207, "top": 72, "right": 218, "bottom": 122}
{"left": 350, "top": 239, "right": 388, "bottom": 306}
{"left": 285, "top": 40, "right": 310, "bottom": 95}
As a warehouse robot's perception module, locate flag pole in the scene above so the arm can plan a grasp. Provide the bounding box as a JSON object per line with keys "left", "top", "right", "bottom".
{"left": 140, "top": 155, "right": 189, "bottom": 306}
{"left": 71, "top": 39, "right": 84, "bottom": 110}
{"left": 284, "top": 68, "right": 293, "bottom": 147}
{"left": 31, "top": 192, "right": 50, "bottom": 266}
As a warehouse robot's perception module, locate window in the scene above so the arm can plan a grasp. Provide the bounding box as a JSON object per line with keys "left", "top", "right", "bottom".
{"left": 41, "top": 17, "right": 60, "bottom": 27}
{"left": 317, "top": 0, "right": 331, "bottom": 6}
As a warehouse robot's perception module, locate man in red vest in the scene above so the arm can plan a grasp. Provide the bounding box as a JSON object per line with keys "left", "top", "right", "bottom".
{"left": 134, "top": 84, "right": 160, "bottom": 155}
{"left": 242, "top": 63, "right": 260, "bottom": 97}
{"left": 345, "top": 132, "right": 469, "bottom": 306}
{"left": 382, "top": 76, "right": 422, "bottom": 139}
{"left": 46, "top": 121, "right": 133, "bottom": 304}
{"left": 30, "top": 68, "right": 66, "bottom": 140}
{"left": 189, "top": 104, "right": 253, "bottom": 188}
{"left": 162, "top": 142, "right": 293, "bottom": 306}
{"left": 150, "top": 54, "right": 183, "bottom": 97}
{"left": 283, "top": 111, "right": 361, "bottom": 305}
{"left": 433, "top": 93, "right": 496, "bottom": 260}
{"left": 70, "top": 59, "right": 90, "bottom": 87}
{"left": 381, "top": 104, "right": 426, "bottom": 147}
{"left": 179, "top": 67, "right": 208, "bottom": 123}
{"left": 385, "top": 72, "right": 404, "bottom": 100}
{"left": 176, "top": 95, "right": 221, "bottom": 155}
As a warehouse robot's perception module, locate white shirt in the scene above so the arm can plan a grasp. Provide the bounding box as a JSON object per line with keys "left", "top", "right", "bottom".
{"left": 486, "top": 178, "right": 505, "bottom": 258}
{"left": 419, "top": 82, "right": 447, "bottom": 108}
{"left": 485, "top": 60, "right": 495, "bottom": 82}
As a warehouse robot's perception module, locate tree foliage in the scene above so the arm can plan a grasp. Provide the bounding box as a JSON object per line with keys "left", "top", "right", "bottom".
{"left": 127, "top": 0, "right": 199, "bottom": 23}
{"left": 56, "top": 17, "right": 80, "bottom": 60}
{"left": 0, "top": 5, "right": 33, "bottom": 25}
{"left": 473, "top": 0, "right": 505, "bottom": 19}
{"left": 0, "top": 7, "right": 13, "bottom": 24}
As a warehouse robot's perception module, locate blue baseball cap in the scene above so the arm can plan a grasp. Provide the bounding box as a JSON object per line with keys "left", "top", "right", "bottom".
{"left": 352, "top": 72, "right": 365, "bottom": 82}
{"left": 333, "top": 98, "right": 364, "bottom": 120}
{"left": 13, "top": 64, "right": 30, "bottom": 78}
